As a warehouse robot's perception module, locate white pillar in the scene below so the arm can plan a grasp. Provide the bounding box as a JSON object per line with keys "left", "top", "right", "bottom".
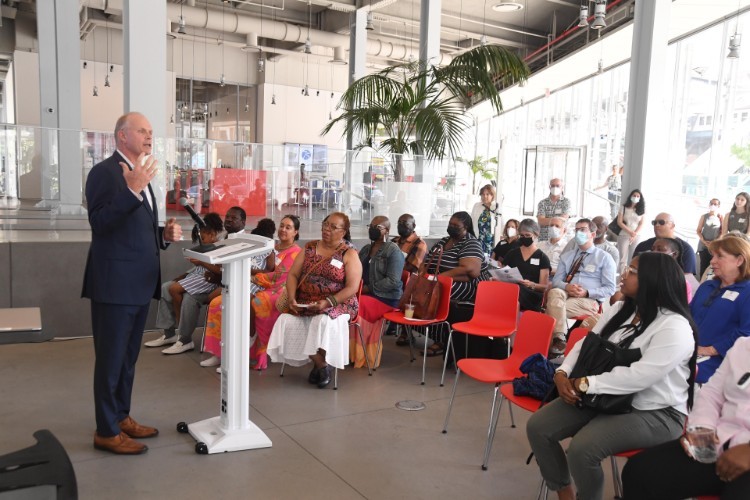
{"left": 622, "top": 0, "right": 671, "bottom": 198}
{"left": 123, "top": 0, "right": 167, "bottom": 139}
{"left": 36, "top": 0, "right": 85, "bottom": 214}
{"left": 414, "top": 0, "right": 441, "bottom": 183}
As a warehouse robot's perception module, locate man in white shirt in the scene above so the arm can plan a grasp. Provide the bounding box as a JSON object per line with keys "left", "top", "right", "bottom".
{"left": 538, "top": 217, "right": 567, "bottom": 275}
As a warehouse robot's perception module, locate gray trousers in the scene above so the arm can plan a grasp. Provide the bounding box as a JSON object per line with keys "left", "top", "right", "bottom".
{"left": 526, "top": 398, "right": 685, "bottom": 500}
{"left": 154, "top": 281, "right": 210, "bottom": 343}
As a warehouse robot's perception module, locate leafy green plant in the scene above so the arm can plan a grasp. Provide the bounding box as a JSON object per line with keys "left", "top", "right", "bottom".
{"left": 456, "top": 156, "right": 498, "bottom": 194}
{"left": 322, "top": 45, "right": 528, "bottom": 181}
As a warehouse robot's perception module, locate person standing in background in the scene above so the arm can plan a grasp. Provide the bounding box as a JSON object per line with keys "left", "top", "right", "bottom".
{"left": 82, "top": 112, "right": 182, "bottom": 455}
{"left": 722, "top": 192, "right": 750, "bottom": 236}
{"left": 471, "top": 184, "right": 501, "bottom": 255}
{"left": 696, "top": 198, "right": 722, "bottom": 279}
{"left": 616, "top": 189, "right": 646, "bottom": 273}
{"left": 537, "top": 178, "right": 571, "bottom": 242}
{"left": 596, "top": 165, "right": 622, "bottom": 220}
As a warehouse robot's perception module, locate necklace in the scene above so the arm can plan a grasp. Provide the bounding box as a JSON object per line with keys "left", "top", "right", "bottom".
{"left": 276, "top": 242, "right": 295, "bottom": 251}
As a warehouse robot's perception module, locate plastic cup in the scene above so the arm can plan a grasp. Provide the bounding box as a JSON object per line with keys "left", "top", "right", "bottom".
{"left": 687, "top": 426, "right": 718, "bottom": 463}
{"left": 404, "top": 304, "right": 415, "bottom": 319}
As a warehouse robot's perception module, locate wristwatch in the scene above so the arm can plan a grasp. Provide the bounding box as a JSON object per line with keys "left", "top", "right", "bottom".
{"left": 577, "top": 376, "right": 589, "bottom": 393}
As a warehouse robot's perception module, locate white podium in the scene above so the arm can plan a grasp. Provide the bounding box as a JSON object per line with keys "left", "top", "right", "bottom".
{"left": 181, "top": 233, "right": 275, "bottom": 454}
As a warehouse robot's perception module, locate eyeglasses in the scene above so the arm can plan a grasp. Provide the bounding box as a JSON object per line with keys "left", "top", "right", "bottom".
{"left": 651, "top": 219, "right": 669, "bottom": 226}
{"left": 623, "top": 266, "right": 639, "bottom": 276}
{"left": 321, "top": 222, "right": 344, "bottom": 230}
{"left": 367, "top": 224, "right": 385, "bottom": 230}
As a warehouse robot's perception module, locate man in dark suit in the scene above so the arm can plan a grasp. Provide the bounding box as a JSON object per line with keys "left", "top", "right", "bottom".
{"left": 82, "top": 112, "right": 182, "bottom": 455}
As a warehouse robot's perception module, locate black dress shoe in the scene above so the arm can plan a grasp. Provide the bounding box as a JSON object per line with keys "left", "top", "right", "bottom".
{"left": 308, "top": 366, "right": 320, "bottom": 384}
{"left": 317, "top": 365, "right": 332, "bottom": 389}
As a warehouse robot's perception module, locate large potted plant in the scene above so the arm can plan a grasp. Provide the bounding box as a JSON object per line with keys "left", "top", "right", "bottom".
{"left": 457, "top": 155, "right": 499, "bottom": 195}
{"left": 322, "top": 45, "right": 529, "bottom": 182}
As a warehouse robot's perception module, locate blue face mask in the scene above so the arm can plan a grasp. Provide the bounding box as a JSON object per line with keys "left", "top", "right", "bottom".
{"left": 574, "top": 230, "right": 589, "bottom": 246}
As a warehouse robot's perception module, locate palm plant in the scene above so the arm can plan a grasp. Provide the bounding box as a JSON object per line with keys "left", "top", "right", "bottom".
{"left": 457, "top": 155, "right": 499, "bottom": 194}
{"left": 321, "top": 44, "right": 529, "bottom": 181}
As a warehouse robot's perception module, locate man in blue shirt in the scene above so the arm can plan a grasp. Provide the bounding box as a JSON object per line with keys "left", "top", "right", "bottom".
{"left": 546, "top": 218, "right": 617, "bottom": 355}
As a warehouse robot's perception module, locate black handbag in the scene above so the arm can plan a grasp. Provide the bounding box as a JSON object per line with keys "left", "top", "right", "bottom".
{"left": 607, "top": 218, "right": 622, "bottom": 236}
{"left": 568, "top": 331, "right": 642, "bottom": 414}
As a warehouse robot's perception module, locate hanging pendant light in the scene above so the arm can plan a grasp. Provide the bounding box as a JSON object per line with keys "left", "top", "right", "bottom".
{"left": 591, "top": 0, "right": 607, "bottom": 30}
{"left": 271, "top": 94, "right": 277, "bottom": 105}
{"left": 93, "top": 85, "right": 99, "bottom": 97}
{"left": 578, "top": 4, "right": 589, "bottom": 28}
{"left": 104, "top": 74, "right": 111, "bottom": 87}
{"left": 728, "top": 34, "right": 742, "bottom": 59}
{"left": 366, "top": 10, "right": 375, "bottom": 31}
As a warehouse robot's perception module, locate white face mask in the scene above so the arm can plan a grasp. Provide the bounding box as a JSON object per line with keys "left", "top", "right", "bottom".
{"left": 709, "top": 204, "right": 719, "bottom": 212}
{"left": 550, "top": 187, "right": 562, "bottom": 196}
{"left": 506, "top": 227, "right": 517, "bottom": 238}
{"left": 548, "top": 226, "right": 561, "bottom": 239}
{"left": 631, "top": 196, "right": 640, "bottom": 204}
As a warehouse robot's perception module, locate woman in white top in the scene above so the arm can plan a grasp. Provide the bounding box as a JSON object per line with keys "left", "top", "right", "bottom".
{"left": 616, "top": 188, "right": 646, "bottom": 273}
{"left": 526, "top": 252, "right": 697, "bottom": 500}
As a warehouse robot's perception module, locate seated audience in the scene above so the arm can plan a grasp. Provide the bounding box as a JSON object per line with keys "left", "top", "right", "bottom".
{"left": 501, "top": 218, "right": 551, "bottom": 312}
{"left": 527, "top": 253, "right": 697, "bottom": 500}
{"left": 351, "top": 216, "right": 404, "bottom": 368}
{"left": 546, "top": 218, "right": 617, "bottom": 355}
{"left": 652, "top": 237, "right": 695, "bottom": 301}
{"left": 621, "top": 336, "right": 750, "bottom": 500}
{"left": 538, "top": 216, "right": 568, "bottom": 274}
{"left": 690, "top": 233, "right": 750, "bottom": 384}
{"left": 201, "top": 215, "right": 302, "bottom": 370}
{"left": 633, "top": 212, "right": 696, "bottom": 275}
{"left": 145, "top": 213, "right": 224, "bottom": 355}
{"left": 491, "top": 218, "right": 520, "bottom": 264}
{"left": 267, "top": 212, "right": 362, "bottom": 388}
{"left": 392, "top": 213, "right": 427, "bottom": 274}
{"left": 564, "top": 216, "right": 620, "bottom": 269}
{"left": 422, "top": 211, "right": 491, "bottom": 359}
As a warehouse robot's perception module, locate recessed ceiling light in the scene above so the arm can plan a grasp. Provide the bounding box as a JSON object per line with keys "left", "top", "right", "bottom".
{"left": 492, "top": 2, "right": 524, "bottom": 12}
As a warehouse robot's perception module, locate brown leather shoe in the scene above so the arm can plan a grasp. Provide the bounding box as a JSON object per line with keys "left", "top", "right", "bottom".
{"left": 119, "top": 416, "right": 159, "bottom": 439}
{"left": 94, "top": 432, "right": 148, "bottom": 455}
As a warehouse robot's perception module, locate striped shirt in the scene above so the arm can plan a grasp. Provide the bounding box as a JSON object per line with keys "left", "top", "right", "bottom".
{"left": 427, "top": 235, "right": 491, "bottom": 302}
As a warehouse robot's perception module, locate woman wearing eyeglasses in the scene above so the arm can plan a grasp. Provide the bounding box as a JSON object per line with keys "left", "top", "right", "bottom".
{"left": 350, "top": 215, "right": 404, "bottom": 369}
{"left": 267, "top": 212, "right": 363, "bottom": 388}
{"left": 527, "top": 253, "right": 697, "bottom": 500}
{"left": 690, "top": 234, "right": 750, "bottom": 384}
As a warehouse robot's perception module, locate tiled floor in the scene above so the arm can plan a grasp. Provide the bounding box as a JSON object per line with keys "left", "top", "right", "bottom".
{"left": 0, "top": 330, "right": 622, "bottom": 499}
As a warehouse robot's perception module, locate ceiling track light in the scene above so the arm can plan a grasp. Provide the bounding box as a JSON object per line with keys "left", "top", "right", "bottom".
{"left": 728, "top": 33, "right": 742, "bottom": 59}
{"left": 591, "top": 0, "right": 607, "bottom": 30}
{"left": 365, "top": 11, "right": 375, "bottom": 31}
{"left": 578, "top": 5, "right": 589, "bottom": 28}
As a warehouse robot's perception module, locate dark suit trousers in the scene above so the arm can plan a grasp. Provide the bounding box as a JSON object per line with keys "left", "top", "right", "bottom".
{"left": 91, "top": 301, "right": 150, "bottom": 437}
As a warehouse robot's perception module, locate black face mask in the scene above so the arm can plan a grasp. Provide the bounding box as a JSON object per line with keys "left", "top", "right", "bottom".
{"left": 447, "top": 226, "right": 463, "bottom": 239}
{"left": 519, "top": 236, "right": 534, "bottom": 247}
{"left": 397, "top": 226, "right": 412, "bottom": 238}
{"left": 368, "top": 227, "right": 382, "bottom": 241}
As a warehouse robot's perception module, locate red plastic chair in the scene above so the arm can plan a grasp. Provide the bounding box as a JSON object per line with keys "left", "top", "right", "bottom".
{"left": 379, "top": 275, "right": 453, "bottom": 385}
{"left": 441, "top": 311, "right": 555, "bottom": 470}
{"left": 444, "top": 281, "right": 520, "bottom": 385}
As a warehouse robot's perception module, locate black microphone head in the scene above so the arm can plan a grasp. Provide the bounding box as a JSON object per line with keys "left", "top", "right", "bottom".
{"left": 178, "top": 197, "right": 189, "bottom": 207}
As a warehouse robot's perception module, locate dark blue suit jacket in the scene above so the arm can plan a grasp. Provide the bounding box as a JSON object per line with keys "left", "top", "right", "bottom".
{"left": 82, "top": 152, "right": 165, "bottom": 305}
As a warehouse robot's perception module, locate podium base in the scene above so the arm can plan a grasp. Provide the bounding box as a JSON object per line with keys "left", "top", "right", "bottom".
{"left": 188, "top": 416, "right": 272, "bottom": 454}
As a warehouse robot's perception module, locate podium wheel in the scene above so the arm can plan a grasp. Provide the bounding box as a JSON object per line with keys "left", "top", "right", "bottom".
{"left": 176, "top": 422, "right": 189, "bottom": 433}
{"left": 195, "top": 442, "right": 208, "bottom": 454}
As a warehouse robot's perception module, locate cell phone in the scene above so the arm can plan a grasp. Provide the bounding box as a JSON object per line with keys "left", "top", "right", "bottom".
{"left": 738, "top": 372, "right": 750, "bottom": 389}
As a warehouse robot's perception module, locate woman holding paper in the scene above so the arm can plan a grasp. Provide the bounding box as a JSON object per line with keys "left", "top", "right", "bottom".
{"left": 501, "top": 218, "right": 551, "bottom": 311}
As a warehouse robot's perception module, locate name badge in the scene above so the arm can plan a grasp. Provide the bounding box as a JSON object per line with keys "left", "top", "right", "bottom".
{"left": 275, "top": 256, "right": 282, "bottom": 267}
{"left": 584, "top": 264, "right": 596, "bottom": 273}
{"left": 554, "top": 209, "right": 562, "bottom": 214}
{"left": 330, "top": 258, "right": 343, "bottom": 269}
{"left": 530, "top": 258, "right": 540, "bottom": 266}
{"left": 739, "top": 218, "right": 746, "bottom": 224}
{"left": 722, "top": 290, "right": 739, "bottom": 301}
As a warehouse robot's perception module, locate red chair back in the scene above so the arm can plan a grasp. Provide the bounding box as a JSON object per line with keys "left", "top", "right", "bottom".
{"left": 507, "top": 311, "right": 555, "bottom": 364}
{"left": 471, "top": 281, "right": 519, "bottom": 329}
{"left": 566, "top": 327, "right": 589, "bottom": 355}
{"left": 434, "top": 275, "right": 454, "bottom": 322}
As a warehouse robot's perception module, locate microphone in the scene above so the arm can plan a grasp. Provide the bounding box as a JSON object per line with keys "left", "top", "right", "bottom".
{"left": 179, "top": 197, "right": 206, "bottom": 228}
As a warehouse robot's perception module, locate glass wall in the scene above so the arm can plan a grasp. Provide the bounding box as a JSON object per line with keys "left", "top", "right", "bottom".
{"left": 473, "top": 11, "right": 750, "bottom": 247}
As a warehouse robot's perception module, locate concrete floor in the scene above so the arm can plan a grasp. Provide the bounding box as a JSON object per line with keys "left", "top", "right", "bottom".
{"left": 0, "top": 329, "right": 623, "bottom": 500}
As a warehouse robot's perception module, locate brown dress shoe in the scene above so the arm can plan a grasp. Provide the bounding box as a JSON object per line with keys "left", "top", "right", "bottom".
{"left": 94, "top": 432, "right": 148, "bottom": 455}
{"left": 119, "top": 416, "right": 159, "bottom": 439}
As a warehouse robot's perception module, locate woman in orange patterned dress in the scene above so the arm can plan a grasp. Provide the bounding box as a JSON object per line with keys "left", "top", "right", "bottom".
{"left": 201, "top": 215, "right": 302, "bottom": 370}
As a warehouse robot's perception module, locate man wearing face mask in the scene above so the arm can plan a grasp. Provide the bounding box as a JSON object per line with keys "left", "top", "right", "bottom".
{"left": 562, "top": 215, "right": 620, "bottom": 267}
{"left": 538, "top": 217, "right": 568, "bottom": 275}
{"left": 546, "top": 218, "right": 617, "bottom": 355}
{"left": 537, "top": 178, "right": 571, "bottom": 242}
{"left": 633, "top": 212, "right": 697, "bottom": 275}
{"left": 391, "top": 214, "right": 427, "bottom": 274}
{"left": 355, "top": 216, "right": 405, "bottom": 366}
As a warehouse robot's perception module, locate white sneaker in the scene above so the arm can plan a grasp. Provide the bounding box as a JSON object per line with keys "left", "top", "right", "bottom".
{"left": 200, "top": 355, "right": 220, "bottom": 367}
{"left": 144, "top": 334, "right": 178, "bottom": 348}
{"left": 161, "top": 340, "right": 194, "bottom": 355}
